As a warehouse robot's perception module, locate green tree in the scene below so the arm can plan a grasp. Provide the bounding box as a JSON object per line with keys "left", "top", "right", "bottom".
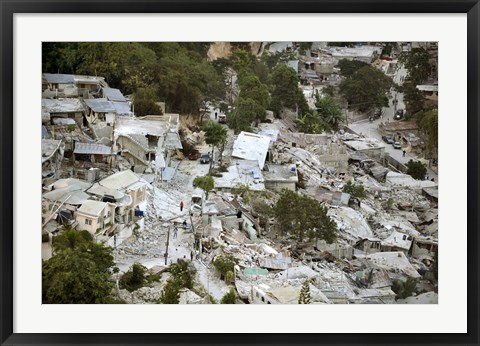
{"left": 298, "top": 280, "right": 312, "bottom": 304}
{"left": 220, "top": 287, "right": 237, "bottom": 304}
{"left": 261, "top": 50, "right": 297, "bottom": 71}
{"left": 399, "top": 47, "right": 431, "bottom": 85}
{"left": 193, "top": 176, "right": 215, "bottom": 200}
{"left": 201, "top": 121, "right": 228, "bottom": 173}
{"left": 274, "top": 190, "right": 337, "bottom": 243}
{"left": 417, "top": 109, "right": 438, "bottom": 153}
{"left": 392, "top": 278, "right": 417, "bottom": 299}
{"left": 119, "top": 263, "right": 146, "bottom": 292}
{"left": 322, "top": 85, "right": 336, "bottom": 97}
{"left": 160, "top": 280, "right": 181, "bottom": 304}
{"left": 402, "top": 82, "right": 425, "bottom": 115}
{"left": 238, "top": 74, "right": 271, "bottom": 109}
{"left": 159, "top": 260, "right": 196, "bottom": 304}
{"left": 337, "top": 59, "right": 369, "bottom": 79}
{"left": 228, "top": 97, "right": 266, "bottom": 133}
{"left": 147, "top": 43, "right": 225, "bottom": 115}
{"left": 269, "top": 64, "right": 309, "bottom": 116}
{"left": 296, "top": 110, "right": 330, "bottom": 134}
{"left": 315, "top": 95, "right": 345, "bottom": 130}
{"left": 43, "top": 230, "right": 115, "bottom": 304}
{"left": 52, "top": 229, "right": 93, "bottom": 253}
{"left": 232, "top": 49, "right": 255, "bottom": 77}
{"left": 339, "top": 65, "right": 393, "bottom": 112}
{"left": 406, "top": 160, "right": 427, "bottom": 180}
{"left": 169, "top": 260, "right": 196, "bottom": 289}
{"left": 343, "top": 181, "right": 367, "bottom": 199}
{"left": 213, "top": 255, "right": 238, "bottom": 281}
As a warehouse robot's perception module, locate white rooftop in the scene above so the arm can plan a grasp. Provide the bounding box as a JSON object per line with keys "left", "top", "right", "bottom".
{"left": 98, "top": 170, "right": 141, "bottom": 191}
{"left": 386, "top": 172, "right": 437, "bottom": 189}
{"left": 213, "top": 160, "right": 265, "bottom": 191}
{"left": 362, "top": 252, "right": 421, "bottom": 278}
{"left": 328, "top": 45, "right": 382, "bottom": 58}
{"left": 232, "top": 132, "right": 271, "bottom": 170}
{"left": 77, "top": 200, "right": 107, "bottom": 217}
{"left": 344, "top": 139, "right": 385, "bottom": 151}
{"left": 381, "top": 230, "right": 413, "bottom": 251}
{"left": 115, "top": 118, "right": 168, "bottom": 138}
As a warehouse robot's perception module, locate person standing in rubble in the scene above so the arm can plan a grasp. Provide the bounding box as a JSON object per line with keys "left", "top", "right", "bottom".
{"left": 403, "top": 150, "right": 406, "bottom": 157}
{"left": 180, "top": 201, "right": 184, "bottom": 212}
{"left": 173, "top": 227, "right": 178, "bottom": 238}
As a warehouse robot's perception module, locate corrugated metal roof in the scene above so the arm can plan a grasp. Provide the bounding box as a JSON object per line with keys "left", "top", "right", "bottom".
{"left": 42, "top": 73, "right": 75, "bottom": 84}
{"left": 74, "top": 142, "right": 112, "bottom": 155}
{"left": 287, "top": 60, "right": 299, "bottom": 71}
{"left": 83, "top": 98, "right": 116, "bottom": 113}
{"left": 232, "top": 132, "right": 271, "bottom": 170}
{"left": 102, "top": 87, "right": 126, "bottom": 102}
{"left": 112, "top": 101, "right": 133, "bottom": 116}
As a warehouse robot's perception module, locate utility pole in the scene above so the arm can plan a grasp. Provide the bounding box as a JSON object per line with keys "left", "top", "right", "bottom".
{"left": 164, "top": 223, "right": 170, "bottom": 265}
{"left": 345, "top": 101, "right": 349, "bottom": 126}
{"left": 393, "top": 93, "right": 398, "bottom": 118}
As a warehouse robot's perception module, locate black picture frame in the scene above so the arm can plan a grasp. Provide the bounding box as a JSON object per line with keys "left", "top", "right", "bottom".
{"left": 1, "top": 1, "right": 479, "bottom": 345}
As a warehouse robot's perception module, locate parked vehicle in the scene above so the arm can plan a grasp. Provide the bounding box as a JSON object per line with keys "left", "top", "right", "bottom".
{"left": 394, "top": 109, "right": 404, "bottom": 120}
{"left": 187, "top": 151, "right": 201, "bottom": 160}
{"left": 200, "top": 154, "right": 211, "bottom": 164}
{"left": 392, "top": 141, "right": 402, "bottom": 149}
{"left": 382, "top": 135, "right": 394, "bottom": 144}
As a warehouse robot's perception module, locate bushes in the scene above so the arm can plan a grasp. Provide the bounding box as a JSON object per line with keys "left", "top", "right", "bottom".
{"left": 160, "top": 260, "right": 197, "bottom": 304}
{"left": 120, "top": 263, "right": 146, "bottom": 292}
{"left": 213, "top": 255, "right": 238, "bottom": 281}
{"left": 220, "top": 287, "right": 237, "bottom": 304}
{"left": 343, "top": 181, "right": 367, "bottom": 199}
{"left": 392, "top": 277, "right": 417, "bottom": 299}
{"left": 406, "top": 160, "right": 427, "bottom": 180}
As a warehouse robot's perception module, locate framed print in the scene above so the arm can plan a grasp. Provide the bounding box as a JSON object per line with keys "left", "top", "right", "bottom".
{"left": 1, "top": 1, "right": 479, "bottom": 345}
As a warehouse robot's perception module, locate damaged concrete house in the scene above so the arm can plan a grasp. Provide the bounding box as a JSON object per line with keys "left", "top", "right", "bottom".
{"left": 114, "top": 115, "right": 182, "bottom": 175}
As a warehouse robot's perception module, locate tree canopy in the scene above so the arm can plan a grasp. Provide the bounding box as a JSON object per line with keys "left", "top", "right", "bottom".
{"left": 43, "top": 229, "right": 115, "bottom": 304}
{"left": 201, "top": 121, "right": 228, "bottom": 173}
{"left": 337, "top": 59, "right": 369, "bottom": 79}
{"left": 193, "top": 175, "right": 215, "bottom": 200}
{"left": 315, "top": 94, "right": 345, "bottom": 129}
{"left": 228, "top": 97, "right": 266, "bottom": 134}
{"left": 273, "top": 190, "right": 337, "bottom": 243}
{"left": 269, "top": 64, "right": 309, "bottom": 116}
{"left": 339, "top": 65, "right": 394, "bottom": 112}
{"left": 406, "top": 160, "right": 428, "bottom": 180}
{"left": 220, "top": 287, "right": 237, "bottom": 304}
{"left": 343, "top": 181, "right": 367, "bottom": 199}
{"left": 416, "top": 109, "right": 438, "bottom": 153}
{"left": 296, "top": 110, "right": 331, "bottom": 134}
{"left": 399, "top": 48, "right": 432, "bottom": 85}
{"left": 298, "top": 280, "right": 312, "bottom": 304}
